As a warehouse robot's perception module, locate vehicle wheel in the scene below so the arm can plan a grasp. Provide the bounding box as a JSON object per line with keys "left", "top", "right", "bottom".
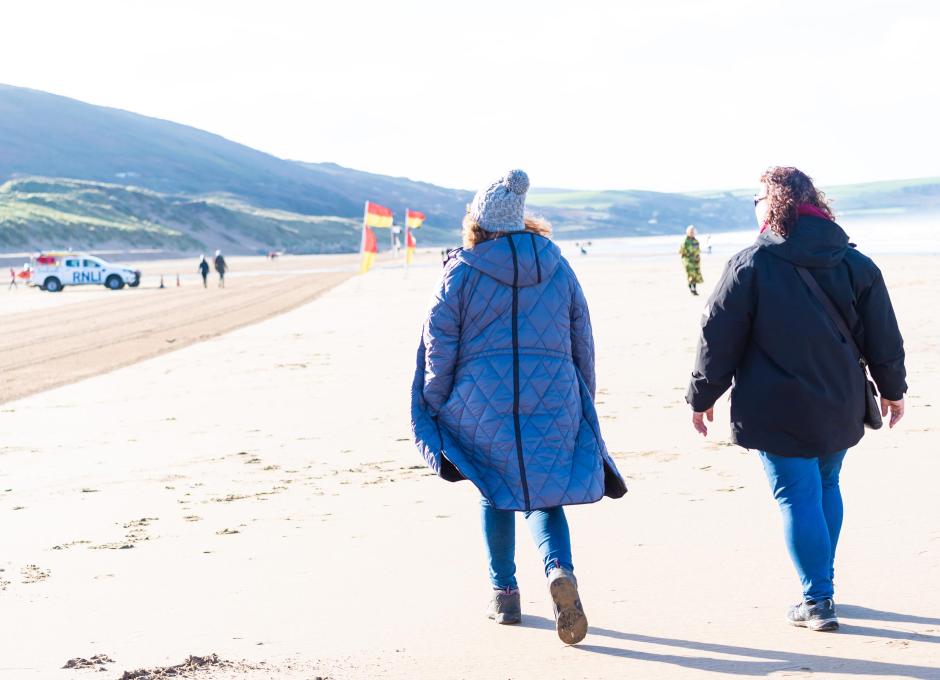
{"left": 105, "top": 275, "right": 125, "bottom": 290}
{"left": 43, "top": 277, "right": 63, "bottom": 292}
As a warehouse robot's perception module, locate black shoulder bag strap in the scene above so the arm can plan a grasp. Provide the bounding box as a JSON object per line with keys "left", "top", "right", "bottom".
{"left": 795, "top": 265, "right": 883, "bottom": 429}
{"left": 794, "top": 266, "right": 865, "bottom": 366}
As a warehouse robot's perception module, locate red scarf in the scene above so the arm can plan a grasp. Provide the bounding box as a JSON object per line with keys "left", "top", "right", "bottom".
{"left": 761, "top": 203, "right": 832, "bottom": 233}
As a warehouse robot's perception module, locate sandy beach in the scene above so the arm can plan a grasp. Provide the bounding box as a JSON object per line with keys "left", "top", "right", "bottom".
{"left": 0, "top": 247, "right": 937, "bottom": 679}
{"left": 0, "top": 254, "right": 357, "bottom": 404}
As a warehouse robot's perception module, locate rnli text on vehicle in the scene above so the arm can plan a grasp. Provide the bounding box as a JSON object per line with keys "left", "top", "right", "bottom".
{"left": 73, "top": 271, "right": 103, "bottom": 284}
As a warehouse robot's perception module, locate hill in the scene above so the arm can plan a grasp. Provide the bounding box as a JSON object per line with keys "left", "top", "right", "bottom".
{"left": 528, "top": 177, "right": 940, "bottom": 238}
{"left": 527, "top": 188, "right": 755, "bottom": 237}
{"left": 0, "top": 177, "right": 359, "bottom": 253}
{"left": 823, "top": 176, "right": 940, "bottom": 216}
{"left": 1, "top": 84, "right": 938, "bottom": 254}
{"left": 0, "top": 84, "right": 468, "bottom": 246}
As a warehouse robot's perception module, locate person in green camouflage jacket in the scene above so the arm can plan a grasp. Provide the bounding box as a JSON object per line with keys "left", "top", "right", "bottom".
{"left": 679, "top": 225, "right": 704, "bottom": 295}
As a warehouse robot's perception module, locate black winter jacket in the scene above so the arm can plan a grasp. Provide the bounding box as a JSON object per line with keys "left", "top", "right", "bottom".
{"left": 686, "top": 215, "right": 906, "bottom": 457}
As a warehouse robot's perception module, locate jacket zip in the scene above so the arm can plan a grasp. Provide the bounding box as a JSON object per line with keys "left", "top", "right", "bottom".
{"left": 507, "top": 236, "right": 531, "bottom": 511}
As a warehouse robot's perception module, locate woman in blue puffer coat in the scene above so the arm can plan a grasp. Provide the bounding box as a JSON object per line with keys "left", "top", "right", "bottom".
{"left": 411, "top": 169, "right": 626, "bottom": 645}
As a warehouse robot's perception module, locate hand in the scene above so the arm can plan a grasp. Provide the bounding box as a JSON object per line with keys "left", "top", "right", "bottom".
{"left": 881, "top": 398, "right": 905, "bottom": 428}
{"left": 692, "top": 407, "right": 714, "bottom": 437}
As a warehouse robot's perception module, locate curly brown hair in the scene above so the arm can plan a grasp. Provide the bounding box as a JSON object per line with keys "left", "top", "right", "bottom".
{"left": 462, "top": 214, "right": 552, "bottom": 249}
{"left": 760, "top": 166, "right": 834, "bottom": 237}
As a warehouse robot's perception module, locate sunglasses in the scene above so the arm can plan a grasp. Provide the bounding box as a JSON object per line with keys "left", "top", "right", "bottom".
{"left": 753, "top": 195, "right": 767, "bottom": 207}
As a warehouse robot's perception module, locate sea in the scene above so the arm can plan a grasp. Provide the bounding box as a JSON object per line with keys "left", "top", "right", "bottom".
{"left": 556, "top": 213, "right": 939, "bottom": 260}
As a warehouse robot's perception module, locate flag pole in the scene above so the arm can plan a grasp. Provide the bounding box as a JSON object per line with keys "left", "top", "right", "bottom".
{"left": 360, "top": 200, "right": 369, "bottom": 274}
{"left": 404, "top": 207, "right": 409, "bottom": 269}
{"left": 360, "top": 200, "right": 368, "bottom": 256}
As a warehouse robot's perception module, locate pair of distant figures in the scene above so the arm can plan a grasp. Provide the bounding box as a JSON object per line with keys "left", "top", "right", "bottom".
{"left": 199, "top": 251, "right": 227, "bottom": 288}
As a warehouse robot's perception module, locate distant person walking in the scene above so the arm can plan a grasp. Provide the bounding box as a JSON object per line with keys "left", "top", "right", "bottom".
{"left": 412, "top": 170, "right": 627, "bottom": 645}
{"left": 686, "top": 166, "right": 907, "bottom": 632}
{"left": 9, "top": 267, "right": 17, "bottom": 291}
{"left": 214, "top": 250, "right": 227, "bottom": 288}
{"left": 198, "top": 255, "right": 210, "bottom": 288}
{"left": 679, "top": 225, "right": 703, "bottom": 295}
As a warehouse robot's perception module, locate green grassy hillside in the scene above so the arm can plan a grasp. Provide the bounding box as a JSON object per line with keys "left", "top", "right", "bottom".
{"left": 527, "top": 188, "right": 756, "bottom": 236}
{"left": 529, "top": 177, "right": 940, "bottom": 238}
{"left": 824, "top": 177, "right": 940, "bottom": 217}
{"left": 0, "top": 84, "right": 471, "bottom": 239}
{"left": 0, "top": 177, "right": 360, "bottom": 253}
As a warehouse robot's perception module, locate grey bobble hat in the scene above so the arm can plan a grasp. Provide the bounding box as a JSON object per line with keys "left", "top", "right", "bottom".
{"left": 468, "top": 169, "right": 529, "bottom": 232}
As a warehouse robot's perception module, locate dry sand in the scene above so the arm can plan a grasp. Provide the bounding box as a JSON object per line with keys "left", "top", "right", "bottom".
{"left": 0, "top": 247, "right": 937, "bottom": 679}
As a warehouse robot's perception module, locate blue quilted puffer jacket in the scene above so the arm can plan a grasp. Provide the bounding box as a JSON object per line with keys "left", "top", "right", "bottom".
{"left": 411, "top": 232, "right": 627, "bottom": 511}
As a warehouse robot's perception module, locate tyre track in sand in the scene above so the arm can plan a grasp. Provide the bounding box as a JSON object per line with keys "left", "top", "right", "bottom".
{"left": 0, "top": 269, "right": 354, "bottom": 404}
{"left": 0, "top": 274, "right": 311, "bottom": 355}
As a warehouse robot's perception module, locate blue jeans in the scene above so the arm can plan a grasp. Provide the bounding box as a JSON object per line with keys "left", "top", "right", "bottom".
{"left": 759, "top": 449, "right": 848, "bottom": 602}
{"left": 480, "top": 498, "right": 573, "bottom": 589}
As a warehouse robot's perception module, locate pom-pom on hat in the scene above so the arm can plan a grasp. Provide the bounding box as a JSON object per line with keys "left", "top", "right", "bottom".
{"left": 468, "top": 169, "right": 530, "bottom": 232}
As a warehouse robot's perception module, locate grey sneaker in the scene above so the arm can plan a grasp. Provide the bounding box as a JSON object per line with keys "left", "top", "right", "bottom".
{"left": 787, "top": 599, "right": 839, "bottom": 632}
{"left": 547, "top": 567, "right": 587, "bottom": 645}
{"left": 486, "top": 587, "right": 521, "bottom": 625}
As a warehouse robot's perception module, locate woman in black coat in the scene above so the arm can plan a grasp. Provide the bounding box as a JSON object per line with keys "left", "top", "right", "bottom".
{"left": 198, "top": 255, "right": 210, "bottom": 288}
{"left": 686, "top": 166, "right": 906, "bottom": 632}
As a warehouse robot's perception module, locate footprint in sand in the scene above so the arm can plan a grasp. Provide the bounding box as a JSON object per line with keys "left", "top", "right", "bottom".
{"left": 51, "top": 540, "right": 92, "bottom": 551}
{"left": 123, "top": 517, "right": 158, "bottom": 529}
{"left": 62, "top": 655, "right": 114, "bottom": 670}
{"left": 116, "top": 653, "right": 254, "bottom": 678}
{"left": 612, "top": 450, "right": 679, "bottom": 463}
{"left": 91, "top": 517, "right": 159, "bottom": 550}
{"left": 212, "top": 493, "right": 250, "bottom": 503}
{"left": 706, "top": 440, "right": 736, "bottom": 449}
{"left": 21, "top": 564, "right": 50, "bottom": 583}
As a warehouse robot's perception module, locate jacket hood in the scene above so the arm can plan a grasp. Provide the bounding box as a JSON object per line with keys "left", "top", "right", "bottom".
{"left": 758, "top": 215, "right": 850, "bottom": 267}
{"left": 456, "top": 233, "right": 561, "bottom": 287}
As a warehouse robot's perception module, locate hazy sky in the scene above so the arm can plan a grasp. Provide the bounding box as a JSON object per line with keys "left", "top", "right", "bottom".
{"left": 1, "top": 0, "right": 938, "bottom": 192}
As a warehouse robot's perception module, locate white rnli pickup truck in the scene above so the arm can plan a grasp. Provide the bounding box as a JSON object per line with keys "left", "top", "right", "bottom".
{"left": 29, "top": 252, "right": 141, "bottom": 292}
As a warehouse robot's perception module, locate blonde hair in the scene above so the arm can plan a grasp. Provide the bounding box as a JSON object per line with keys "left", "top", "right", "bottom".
{"left": 462, "top": 215, "right": 553, "bottom": 249}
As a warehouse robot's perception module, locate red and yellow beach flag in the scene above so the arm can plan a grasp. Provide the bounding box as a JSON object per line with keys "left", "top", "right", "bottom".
{"left": 405, "top": 227, "right": 417, "bottom": 265}
{"left": 360, "top": 226, "right": 378, "bottom": 273}
{"left": 405, "top": 209, "right": 425, "bottom": 229}
{"left": 359, "top": 200, "right": 391, "bottom": 274}
{"left": 365, "top": 201, "right": 394, "bottom": 228}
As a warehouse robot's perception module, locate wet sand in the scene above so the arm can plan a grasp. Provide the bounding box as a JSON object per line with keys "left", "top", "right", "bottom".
{"left": 0, "top": 254, "right": 357, "bottom": 404}
{"left": 0, "top": 249, "right": 937, "bottom": 679}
